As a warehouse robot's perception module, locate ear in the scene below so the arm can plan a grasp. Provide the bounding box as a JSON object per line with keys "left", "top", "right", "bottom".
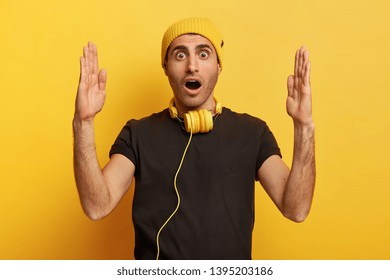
{"left": 163, "top": 62, "right": 168, "bottom": 76}
{"left": 217, "top": 63, "right": 221, "bottom": 74}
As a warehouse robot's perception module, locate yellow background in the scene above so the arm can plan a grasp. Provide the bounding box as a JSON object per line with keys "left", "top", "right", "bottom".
{"left": 1, "top": 0, "right": 389, "bottom": 259}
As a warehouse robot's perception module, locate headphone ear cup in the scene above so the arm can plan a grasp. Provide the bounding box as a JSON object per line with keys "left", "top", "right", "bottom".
{"left": 184, "top": 111, "right": 200, "bottom": 134}
{"left": 214, "top": 96, "right": 223, "bottom": 115}
{"left": 184, "top": 110, "right": 214, "bottom": 134}
{"left": 168, "top": 98, "right": 178, "bottom": 118}
{"left": 198, "top": 109, "right": 206, "bottom": 133}
{"left": 199, "top": 109, "right": 213, "bottom": 133}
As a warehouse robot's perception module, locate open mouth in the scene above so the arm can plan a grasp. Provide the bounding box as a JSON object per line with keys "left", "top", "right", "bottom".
{"left": 185, "top": 80, "right": 201, "bottom": 90}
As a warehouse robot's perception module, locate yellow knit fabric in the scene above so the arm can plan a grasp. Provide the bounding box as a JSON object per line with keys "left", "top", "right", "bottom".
{"left": 161, "top": 17, "right": 224, "bottom": 69}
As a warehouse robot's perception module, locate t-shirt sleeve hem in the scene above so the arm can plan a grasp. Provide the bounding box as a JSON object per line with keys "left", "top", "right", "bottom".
{"left": 256, "top": 148, "right": 282, "bottom": 172}
{"left": 109, "top": 146, "right": 137, "bottom": 167}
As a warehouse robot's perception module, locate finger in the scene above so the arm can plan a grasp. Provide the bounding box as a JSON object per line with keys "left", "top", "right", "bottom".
{"left": 83, "top": 46, "right": 90, "bottom": 79}
{"left": 303, "top": 48, "right": 309, "bottom": 64}
{"left": 298, "top": 46, "right": 304, "bottom": 79}
{"left": 79, "top": 56, "right": 86, "bottom": 83}
{"left": 83, "top": 45, "right": 89, "bottom": 63}
{"left": 300, "top": 48, "right": 310, "bottom": 85}
{"left": 304, "top": 61, "right": 311, "bottom": 86}
{"left": 90, "top": 41, "right": 99, "bottom": 75}
{"left": 294, "top": 48, "right": 302, "bottom": 88}
{"left": 88, "top": 42, "right": 95, "bottom": 75}
{"left": 294, "top": 49, "right": 299, "bottom": 78}
{"left": 98, "top": 69, "right": 107, "bottom": 91}
{"left": 287, "top": 75, "right": 295, "bottom": 97}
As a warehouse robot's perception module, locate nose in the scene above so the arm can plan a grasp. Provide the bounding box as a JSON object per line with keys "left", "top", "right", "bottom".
{"left": 186, "top": 55, "right": 199, "bottom": 74}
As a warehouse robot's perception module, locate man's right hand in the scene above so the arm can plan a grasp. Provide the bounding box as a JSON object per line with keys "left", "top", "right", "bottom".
{"left": 75, "top": 41, "right": 107, "bottom": 122}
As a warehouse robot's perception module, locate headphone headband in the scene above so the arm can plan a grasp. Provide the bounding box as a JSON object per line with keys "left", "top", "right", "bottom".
{"left": 168, "top": 97, "right": 222, "bottom": 133}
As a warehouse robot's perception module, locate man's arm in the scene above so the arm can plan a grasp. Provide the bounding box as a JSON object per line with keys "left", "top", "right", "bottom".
{"left": 73, "top": 42, "right": 135, "bottom": 221}
{"left": 257, "top": 46, "right": 315, "bottom": 223}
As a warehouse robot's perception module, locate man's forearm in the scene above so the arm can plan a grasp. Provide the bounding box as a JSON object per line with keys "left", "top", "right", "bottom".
{"left": 73, "top": 117, "right": 111, "bottom": 220}
{"left": 282, "top": 122, "right": 316, "bottom": 222}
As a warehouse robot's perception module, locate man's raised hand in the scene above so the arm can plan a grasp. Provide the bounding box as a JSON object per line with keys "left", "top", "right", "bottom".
{"left": 75, "top": 42, "right": 107, "bottom": 122}
{"left": 286, "top": 46, "right": 313, "bottom": 126}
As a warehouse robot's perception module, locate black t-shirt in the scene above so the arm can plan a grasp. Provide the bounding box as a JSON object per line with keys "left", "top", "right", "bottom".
{"left": 110, "top": 107, "right": 281, "bottom": 259}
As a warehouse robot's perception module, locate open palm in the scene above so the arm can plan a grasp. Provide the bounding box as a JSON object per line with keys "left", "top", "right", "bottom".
{"left": 286, "top": 47, "right": 312, "bottom": 125}
{"left": 75, "top": 42, "right": 107, "bottom": 121}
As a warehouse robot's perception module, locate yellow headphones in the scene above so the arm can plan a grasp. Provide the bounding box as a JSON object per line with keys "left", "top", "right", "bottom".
{"left": 168, "top": 97, "right": 222, "bottom": 134}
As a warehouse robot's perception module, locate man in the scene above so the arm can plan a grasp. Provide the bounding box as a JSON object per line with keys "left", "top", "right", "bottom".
{"left": 73, "top": 18, "right": 315, "bottom": 260}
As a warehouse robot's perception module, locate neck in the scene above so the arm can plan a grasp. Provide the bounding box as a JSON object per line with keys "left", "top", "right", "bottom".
{"left": 174, "top": 97, "right": 216, "bottom": 117}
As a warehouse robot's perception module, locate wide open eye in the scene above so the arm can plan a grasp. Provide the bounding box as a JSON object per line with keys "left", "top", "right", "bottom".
{"left": 175, "top": 52, "right": 186, "bottom": 60}
{"left": 199, "top": 51, "right": 209, "bottom": 59}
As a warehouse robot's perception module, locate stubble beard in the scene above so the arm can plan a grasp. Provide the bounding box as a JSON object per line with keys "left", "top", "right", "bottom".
{"left": 171, "top": 72, "right": 219, "bottom": 113}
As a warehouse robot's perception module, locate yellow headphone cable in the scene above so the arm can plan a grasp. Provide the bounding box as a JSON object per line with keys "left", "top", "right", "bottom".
{"left": 155, "top": 128, "right": 193, "bottom": 260}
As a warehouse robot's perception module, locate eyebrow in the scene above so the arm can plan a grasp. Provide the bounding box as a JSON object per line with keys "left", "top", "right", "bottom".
{"left": 170, "top": 44, "right": 214, "bottom": 56}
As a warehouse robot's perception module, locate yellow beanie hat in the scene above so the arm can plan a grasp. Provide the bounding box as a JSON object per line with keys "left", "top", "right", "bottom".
{"left": 161, "top": 17, "right": 224, "bottom": 69}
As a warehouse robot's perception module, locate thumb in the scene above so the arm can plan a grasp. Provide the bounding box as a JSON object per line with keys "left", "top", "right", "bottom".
{"left": 98, "top": 69, "right": 107, "bottom": 91}
{"left": 287, "top": 75, "right": 294, "bottom": 97}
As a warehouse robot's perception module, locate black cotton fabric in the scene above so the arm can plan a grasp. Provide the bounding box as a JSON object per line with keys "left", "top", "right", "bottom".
{"left": 110, "top": 107, "right": 281, "bottom": 260}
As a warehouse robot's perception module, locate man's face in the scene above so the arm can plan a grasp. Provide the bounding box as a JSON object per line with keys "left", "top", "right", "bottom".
{"left": 164, "top": 34, "right": 221, "bottom": 115}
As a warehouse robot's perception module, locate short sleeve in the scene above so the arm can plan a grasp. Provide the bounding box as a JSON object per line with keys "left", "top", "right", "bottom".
{"left": 256, "top": 124, "right": 282, "bottom": 171}
{"left": 109, "top": 121, "right": 137, "bottom": 167}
